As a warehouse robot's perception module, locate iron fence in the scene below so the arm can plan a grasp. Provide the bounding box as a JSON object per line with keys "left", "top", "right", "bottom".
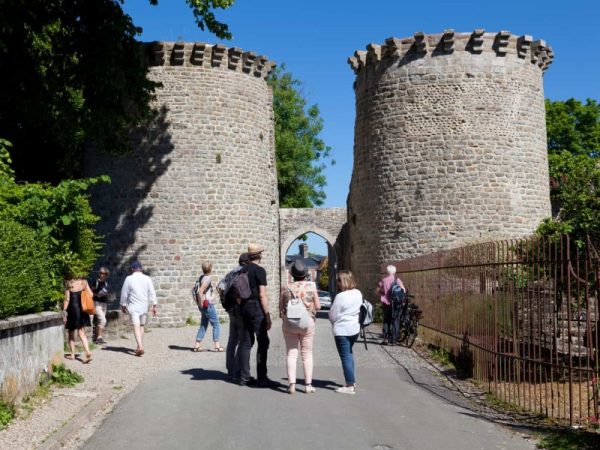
{"left": 393, "top": 235, "right": 600, "bottom": 429}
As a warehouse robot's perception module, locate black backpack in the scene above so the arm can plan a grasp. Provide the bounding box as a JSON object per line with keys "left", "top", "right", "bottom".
{"left": 191, "top": 275, "right": 205, "bottom": 304}
{"left": 228, "top": 266, "right": 252, "bottom": 302}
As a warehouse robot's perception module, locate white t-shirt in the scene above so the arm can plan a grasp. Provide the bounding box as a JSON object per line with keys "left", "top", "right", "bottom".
{"left": 120, "top": 272, "right": 157, "bottom": 314}
{"left": 328, "top": 288, "right": 362, "bottom": 336}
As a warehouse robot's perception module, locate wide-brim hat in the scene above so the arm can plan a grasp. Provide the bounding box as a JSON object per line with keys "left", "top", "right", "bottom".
{"left": 290, "top": 260, "right": 308, "bottom": 279}
{"left": 247, "top": 243, "right": 264, "bottom": 256}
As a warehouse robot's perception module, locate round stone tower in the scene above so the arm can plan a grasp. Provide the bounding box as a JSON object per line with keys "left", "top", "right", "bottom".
{"left": 347, "top": 30, "right": 554, "bottom": 292}
{"left": 86, "top": 42, "right": 280, "bottom": 325}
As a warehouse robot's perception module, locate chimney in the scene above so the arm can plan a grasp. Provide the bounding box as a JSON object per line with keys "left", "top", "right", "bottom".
{"left": 299, "top": 243, "right": 308, "bottom": 258}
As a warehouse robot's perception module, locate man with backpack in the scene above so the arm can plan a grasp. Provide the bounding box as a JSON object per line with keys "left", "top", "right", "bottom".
{"left": 236, "top": 243, "right": 273, "bottom": 387}
{"left": 375, "top": 264, "right": 405, "bottom": 345}
{"left": 218, "top": 252, "right": 250, "bottom": 381}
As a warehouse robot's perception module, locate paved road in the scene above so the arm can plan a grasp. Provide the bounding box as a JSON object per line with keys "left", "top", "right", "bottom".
{"left": 83, "top": 314, "right": 535, "bottom": 450}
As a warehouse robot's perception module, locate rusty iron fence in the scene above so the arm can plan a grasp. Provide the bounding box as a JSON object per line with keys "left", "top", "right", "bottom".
{"left": 393, "top": 235, "right": 600, "bottom": 429}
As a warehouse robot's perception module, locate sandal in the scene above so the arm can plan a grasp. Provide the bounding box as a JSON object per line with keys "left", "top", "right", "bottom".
{"left": 82, "top": 352, "right": 92, "bottom": 364}
{"left": 192, "top": 347, "right": 205, "bottom": 352}
{"left": 134, "top": 349, "right": 145, "bottom": 357}
{"left": 65, "top": 355, "right": 75, "bottom": 360}
{"left": 214, "top": 347, "right": 225, "bottom": 352}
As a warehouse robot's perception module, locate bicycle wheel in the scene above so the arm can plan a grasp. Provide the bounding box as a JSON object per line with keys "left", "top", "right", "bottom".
{"left": 404, "top": 319, "right": 418, "bottom": 348}
{"left": 397, "top": 312, "right": 407, "bottom": 344}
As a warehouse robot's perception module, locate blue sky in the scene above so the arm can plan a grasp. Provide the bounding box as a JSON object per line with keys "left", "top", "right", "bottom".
{"left": 123, "top": 0, "right": 599, "bottom": 254}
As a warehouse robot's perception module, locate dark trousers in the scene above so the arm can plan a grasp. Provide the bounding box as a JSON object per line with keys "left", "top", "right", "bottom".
{"left": 226, "top": 305, "right": 244, "bottom": 377}
{"left": 237, "top": 299, "right": 270, "bottom": 381}
{"left": 381, "top": 303, "right": 393, "bottom": 340}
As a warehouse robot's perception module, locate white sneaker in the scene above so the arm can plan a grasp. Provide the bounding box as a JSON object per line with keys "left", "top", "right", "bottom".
{"left": 305, "top": 385, "right": 316, "bottom": 394}
{"left": 335, "top": 385, "right": 355, "bottom": 395}
{"left": 287, "top": 383, "right": 295, "bottom": 395}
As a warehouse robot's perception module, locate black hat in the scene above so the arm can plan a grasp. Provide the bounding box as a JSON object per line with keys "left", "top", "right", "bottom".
{"left": 290, "top": 260, "right": 308, "bottom": 279}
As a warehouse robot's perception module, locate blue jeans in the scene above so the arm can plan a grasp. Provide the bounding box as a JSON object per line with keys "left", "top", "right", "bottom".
{"left": 196, "top": 303, "right": 220, "bottom": 342}
{"left": 334, "top": 334, "right": 359, "bottom": 385}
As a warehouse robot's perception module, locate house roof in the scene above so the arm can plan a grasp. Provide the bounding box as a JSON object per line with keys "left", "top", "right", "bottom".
{"left": 285, "top": 254, "right": 324, "bottom": 269}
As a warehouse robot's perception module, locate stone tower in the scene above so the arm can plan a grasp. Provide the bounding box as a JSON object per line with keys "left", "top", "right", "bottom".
{"left": 347, "top": 30, "right": 553, "bottom": 293}
{"left": 86, "top": 42, "right": 280, "bottom": 325}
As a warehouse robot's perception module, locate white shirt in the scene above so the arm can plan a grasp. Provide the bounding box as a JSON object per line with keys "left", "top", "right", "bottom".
{"left": 120, "top": 271, "right": 157, "bottom": 313}
{"left": 328, "top": 288, "right": 362, "bottom": 336}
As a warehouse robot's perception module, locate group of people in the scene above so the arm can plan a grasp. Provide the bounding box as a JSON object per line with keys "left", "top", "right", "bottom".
{"left": 62, "top": 261, "right": 157, "bottom": 362}
{"left": 62, "top": 243, "right": 405, "bottom": 396}
{"left": 193, "top": 243, "right": 367, "bottom": 395}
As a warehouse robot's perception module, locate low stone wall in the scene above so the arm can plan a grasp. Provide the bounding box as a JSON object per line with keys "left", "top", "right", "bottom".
{"left": 0, "top": 312, "right": 64, "bottom": 403}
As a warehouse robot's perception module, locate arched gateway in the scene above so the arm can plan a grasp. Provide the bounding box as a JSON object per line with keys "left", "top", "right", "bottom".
{"left": 279, "top": 208, "right": 348, "bottom": 294}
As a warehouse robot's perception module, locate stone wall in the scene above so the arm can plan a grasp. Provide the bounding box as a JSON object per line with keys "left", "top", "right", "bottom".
{"left": 86, "top": 42, "right": 280, "bottom": 325}
{"left": 347, "top": 30, "right": 553, "bottom": 293}
{"left": 0, "top": 312, "right": 63, "bottom": 402}
{"left": 279, "top": 207, "right": 348, "bottom": 293}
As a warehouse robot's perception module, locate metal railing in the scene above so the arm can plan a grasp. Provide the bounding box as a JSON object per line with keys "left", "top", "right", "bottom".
{"left": 393, "top": 235, "right": 599, "bottom": 428}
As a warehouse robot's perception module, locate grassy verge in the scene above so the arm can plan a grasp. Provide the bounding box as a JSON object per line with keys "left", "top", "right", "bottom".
{"left": 0, "top": 363, "right": 83, "bottom": 429}
{"left": 537, "top": 429, "right": 600, "bottom": 450}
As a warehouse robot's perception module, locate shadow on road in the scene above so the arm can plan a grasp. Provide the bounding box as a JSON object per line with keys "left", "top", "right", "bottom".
{"left": 101, "top": 346, "right": 136, "bottom": 355}
{"left": 180, "top": 368, "right": 229, "bottom": 382}
{"left": 168, "top": 344, "right": 194, "bottom": 352}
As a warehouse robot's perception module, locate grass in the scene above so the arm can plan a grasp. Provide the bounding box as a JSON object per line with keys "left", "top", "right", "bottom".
{"left": 50, "top": 363, "right": 84, "bottom": 387}
{"left": 0, "top": 401, "right": 15, "bottom": 430}
{"left": 428, "top": 345, "right": 455, "bottom": 369}
{"left": 112, "top": 385, "right": 123, "bottom": 391}
{"left": 0, "top": 363, "right": 83, "bottom": 429}
{"left": 186, "top": 315, "right": 199, "bottom": 326}
{"left": 537, "top": 429, "right": 600, "bottom": 450}
{"left": 63, "top": 341, "right": 97, "bottom": 353}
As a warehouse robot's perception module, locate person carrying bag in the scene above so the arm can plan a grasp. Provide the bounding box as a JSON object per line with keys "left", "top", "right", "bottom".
{"left": 279, "top": 260, "right": 321, "bottom": 395}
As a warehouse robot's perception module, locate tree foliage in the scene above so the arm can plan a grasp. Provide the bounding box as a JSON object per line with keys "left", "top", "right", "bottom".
{"left": 538, "top": 99, "right": 600, "bottom": 245}
{"left": 0, "top": 0, "right": 235, "bottom": 183}
{"left": 269, "top": 66, "right": 334, "bottom": 207}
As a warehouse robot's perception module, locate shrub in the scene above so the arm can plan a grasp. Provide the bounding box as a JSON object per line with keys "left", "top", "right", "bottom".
{"left": 0, "top": 221, "right": 54, "bottom": 318}
{"left": 50, "top": 363, "right": 83, "bottom": 386}
{"left": 0, "top": 400, "right": 15, "bottom": 429}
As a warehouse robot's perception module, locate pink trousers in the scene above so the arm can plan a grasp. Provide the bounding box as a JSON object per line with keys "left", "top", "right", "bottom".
{"left": 282, "top": 318, "right": 315, "bottom": 385}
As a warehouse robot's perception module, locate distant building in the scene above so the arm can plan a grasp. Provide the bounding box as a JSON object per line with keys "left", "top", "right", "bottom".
{"left": 285, "top": 243, "right": 326, "bottom": 285}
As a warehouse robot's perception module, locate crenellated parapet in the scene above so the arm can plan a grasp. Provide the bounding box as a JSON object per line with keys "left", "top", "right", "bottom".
{"left": 146, "top": 41, "right": 276, "bottom": 79}
{"left": 348, "top": 30, "right": 553, "bottom": 75}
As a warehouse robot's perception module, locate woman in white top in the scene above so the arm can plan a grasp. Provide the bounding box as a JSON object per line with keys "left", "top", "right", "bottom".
{"left": 328, "top": 270, "right": 362, "bottom": 394}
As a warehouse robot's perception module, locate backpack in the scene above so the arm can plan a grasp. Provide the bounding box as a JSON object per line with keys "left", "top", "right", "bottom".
{"left": 359, "top": 298, "right": 374, "bottom": 328}
{"left": 390, "top": 279, "right": 406, "bottom": 305}
{"left": 359, "top": 298, "right": 374, "bottom": 350}
{"left": 228, "top": 266, "right": 253, "bottom": 303}
{"left": 285, "top": 287, "right": 310, "bottom": 331}
{"left": 191, "top": 275, "right": 205, "bottom": 304}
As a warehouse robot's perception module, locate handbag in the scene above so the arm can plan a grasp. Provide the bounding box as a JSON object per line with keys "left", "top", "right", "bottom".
{"left": 285, "top": 287, "right": 310, "bottom": 331}
{"left": 81, "top": 283, "right": 96, "bottom": 315}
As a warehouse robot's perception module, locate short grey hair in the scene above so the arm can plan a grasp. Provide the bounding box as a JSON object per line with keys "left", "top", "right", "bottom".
{"left": 386, "top": 265, "right": 397, "bottom": 275}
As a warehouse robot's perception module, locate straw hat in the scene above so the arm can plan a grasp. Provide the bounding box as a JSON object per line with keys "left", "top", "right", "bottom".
{"left": 247, "top": 243, "right": 264, "bottom": 256}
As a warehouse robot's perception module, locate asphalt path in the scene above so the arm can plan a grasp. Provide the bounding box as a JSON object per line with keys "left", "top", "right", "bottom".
{"left": 83, "top": 314, "right": 535, "bottom": 450}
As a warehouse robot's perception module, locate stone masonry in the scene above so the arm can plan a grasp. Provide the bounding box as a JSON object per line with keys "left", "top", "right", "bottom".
{"left": 347, "top": 30, "right": 553, "bottom": 293}
{"left": 86, "top": 42, "right": 280, "bottom": 325}
{"left": 279, "top": 207, "right": 348, "bottom": 293}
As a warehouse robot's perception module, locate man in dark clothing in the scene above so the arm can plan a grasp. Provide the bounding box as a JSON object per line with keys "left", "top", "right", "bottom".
{"left": 237, "top": 243, "right": 273, "bottom": 387}
{"left": 91, "top": 267, "right": 110, "bottom": 344}
{"left": 223, "top": 253, "right": 249, "bottom": 381}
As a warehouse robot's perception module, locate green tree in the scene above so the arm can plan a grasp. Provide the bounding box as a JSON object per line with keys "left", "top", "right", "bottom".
{"left": 269, "top": 66, "right": 334, "bottom": 207}
{"left": 318, "top": 256, "right": 329, "bottom": 291}
{"left": 0, "top": 0, "right": 234, "bottom": 183}
{"left": 538, "top": 99, "right": 600, "bottom": 244}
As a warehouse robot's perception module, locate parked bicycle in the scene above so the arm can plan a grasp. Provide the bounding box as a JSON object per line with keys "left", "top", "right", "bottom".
{"left": 391, "top": 292, "right": 422, "bottom": 348}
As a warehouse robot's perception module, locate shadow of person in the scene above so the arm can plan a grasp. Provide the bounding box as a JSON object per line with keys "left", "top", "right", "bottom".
{"left": 168, "top": 344, "right": 194, "bottom": 352}
{"left": 310, "top": 378, "right": 343, "bottom": 391}
{"left": 102, "top": 346, "right": 136, "bottom": 355}
{"left": 180, "top": 368, "right": 229, "bottom": 382}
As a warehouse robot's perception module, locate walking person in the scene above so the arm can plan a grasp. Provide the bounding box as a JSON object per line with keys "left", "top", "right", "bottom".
{"left": 375, "top": 264, "right": 405, "bottom": 345}
{"left": 91, "top": 266, "right": 110, "bottom": 345}
{"left": 329, "top": 270, "right": 362, "bottom": 394}
{"left": 192, "top": 262, "right": 224, "bottom": 352}
{"left": 237, "top": 243, "right": 273, "bottom": 387}
{"left": 63, "top": 274, "right": 93, "bottom": 363}
{"left": 120, "top": 261, "right": 157, "bottom": 356}
{"left": 279, "top": 260, "right": 320, "bottom": 394}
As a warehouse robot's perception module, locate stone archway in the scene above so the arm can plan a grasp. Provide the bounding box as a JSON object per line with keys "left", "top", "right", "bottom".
{"left": 279, "top": 208, "right": 347, "bottom": 294}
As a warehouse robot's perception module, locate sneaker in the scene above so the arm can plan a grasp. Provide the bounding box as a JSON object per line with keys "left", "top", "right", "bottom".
{"left": 335, "top": 385, "right": 355, "bottom": 395}
{"left": 287, "top": 383, "right": 295, "bottom": 395}
{"left": 305, "top": 385, "right": 316, "bottom": 394}
{"left": 95, "top": 337, "right": 106, "bottom": 345}
{"left": 238, "top": 377, "right": 257, "bottom": 387}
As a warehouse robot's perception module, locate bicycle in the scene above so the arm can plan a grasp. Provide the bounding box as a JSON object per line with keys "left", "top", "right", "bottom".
{"left": 393, "top": 293, "right": 422, "bottom": 348}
